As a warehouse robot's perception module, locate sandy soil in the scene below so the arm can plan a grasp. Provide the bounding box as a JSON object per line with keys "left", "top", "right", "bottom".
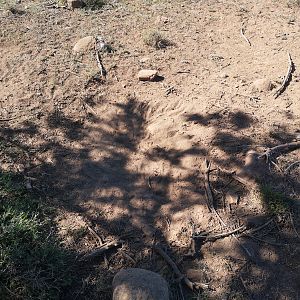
{"left": 1, "top": 0, "right": 300, "bottom": 299}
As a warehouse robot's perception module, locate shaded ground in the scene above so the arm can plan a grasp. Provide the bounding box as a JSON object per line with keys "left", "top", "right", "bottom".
{"left": 0, "top": 0, "right": 300, "bottom": 299}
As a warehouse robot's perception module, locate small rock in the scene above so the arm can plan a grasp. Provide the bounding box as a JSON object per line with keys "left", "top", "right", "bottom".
{"left": 252, "top": 78, "right": 274, "bottom": 92}
{"left": 67, "top": 0, "right": 84, "bottom": 9}
{"left": 220, "top": 72, "right": 229, "bottom": 79}
{"left": 138, "top": 69, "right": 158, "bottom": 81}
{"left": 113, "top": 268, "right": 169, "bottom": 300}
{"left": 73, "top": 36, "right": 96, "bottom": 54}
{"left": 139, "top": 57, "right": 150, "bottom": 63}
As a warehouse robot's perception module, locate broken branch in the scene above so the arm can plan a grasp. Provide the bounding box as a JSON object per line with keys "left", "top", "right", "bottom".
{"left": 274, "top": 52, "right": 294, "bottom": 99}
{"left": 80, "top": 239, "right": 123, "bottom": 262}
{"left": 193, "top": 225, "right": 247, "bottom": 241}
{"left": 153, "top": 244, "right": 208, "bottom": 290}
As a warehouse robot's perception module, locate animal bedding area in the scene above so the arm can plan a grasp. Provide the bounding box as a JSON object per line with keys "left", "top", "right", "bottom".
{"left": 1, "top": 0, "right": 300, "bottom": 299}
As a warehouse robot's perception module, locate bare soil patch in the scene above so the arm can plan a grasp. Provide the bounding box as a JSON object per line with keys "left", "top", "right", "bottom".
{"left": 1, "top": 0, "right": 300, "bottom": 299}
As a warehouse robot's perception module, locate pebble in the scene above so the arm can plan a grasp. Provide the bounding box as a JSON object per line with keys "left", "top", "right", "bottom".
{"left": 138, "top": 69, "right": 158, "bottom": 81}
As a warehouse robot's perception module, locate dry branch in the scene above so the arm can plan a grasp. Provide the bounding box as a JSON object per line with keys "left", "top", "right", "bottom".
{"left": 80, "top": 239, "right": 123, "bottom": 262}
{"left": 259, "top": 141, "right": 300, "bottom": 160}
{"left": 274, "top": 52, "right": 294, "bottom": 99}
{"left": 241, "top": 28, "right": 251, "bottom": 46}
{"left": 153, "top": 244, "right": 208, "bottom": 290}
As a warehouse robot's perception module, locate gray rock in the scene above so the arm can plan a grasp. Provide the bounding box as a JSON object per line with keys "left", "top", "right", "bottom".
{"left": 113, "top": 268, "right": 169, "bottom": 300}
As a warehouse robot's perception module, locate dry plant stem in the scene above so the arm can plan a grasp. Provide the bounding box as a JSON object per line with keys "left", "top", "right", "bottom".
{"left": 87, "top": 225, "right": 103, "bottom": 245}
{"left": 80, "top": 239, "right": 123, "bottom": 261}
{"left": 241, "top": 28, "right": 251, "bottom": 46}
{"left": 153, "top": 245, "right": 208, "bottom": 290}
{"left": 243, "top": 218, "right": 274, "bottom": 235}
{"left": 204, "top": 160, "right": 253, "bottom": 258}
{"left": 274, "top": 52, "right": 294, "bottom": 99}
{"left": 95, "top": 50, "right": 106, "bottom": 77}
{"left": 285, "top": 160, "right": 300, "bottom": 173}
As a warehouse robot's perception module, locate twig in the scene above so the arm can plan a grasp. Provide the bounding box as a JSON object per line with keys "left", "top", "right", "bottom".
{"left": 285, "top": 160, "right": 300, "bottom": 173}
{"left": 289, "top": 212, "right": 300, "bottom": 239}
{"left": 95, "top": 50, "right": 107, "bottom": 78}
{"left": 153, "top": 244, "right": 208, "bottom": 290}
{"left": 241, "top": 28, "right": 251, "bottom": 46}
{"left": 193, "top": 225, "right": 247, "bottom": 241}
{"left": 243, "top": 218, "right": 274, "bottom": 235}
{"left": 204, "top": 160, "right": 226, "bottom": 226}
{"left": 203, "top": 160, "right": 253, "bottom": 258}
{"left": 87, "top": 226, "right": 103, "bottom": 245}
{"left": 79, "top": 239, "right": 123, "bottom": 262}
{"left": 0, "top": 115, "right": 22, "bottom": 122}
{"left": 84, "top": 102, "right": 98, "bottom": 115}
{"left": 274, "top": 52, "right": 294, "bottom": 99}
{"left": 118, "top": 249, "right": 136, "bottom": 264}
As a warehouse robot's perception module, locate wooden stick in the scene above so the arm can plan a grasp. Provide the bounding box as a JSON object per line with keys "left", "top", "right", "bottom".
{"left": 274, "top": 52, "right": 294, "bottom": 99}
{"left": 241, "top": 28, "right": 251, "bottom": 46}
{"left": 153, "top": 245, "right": 208, "bottom": 290}
{"left": 80, "top": 239, "right": 123, "bottom": 261}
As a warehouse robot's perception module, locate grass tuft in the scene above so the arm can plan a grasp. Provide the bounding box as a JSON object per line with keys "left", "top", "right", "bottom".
{"left": 0, "top": 172, "right": 73, "bottom": 299}
{"left": 143, "top": 30, "right": 173, "bottom": 49}
{"left": 260, "top": 185, "right": 288, "bottom": 215}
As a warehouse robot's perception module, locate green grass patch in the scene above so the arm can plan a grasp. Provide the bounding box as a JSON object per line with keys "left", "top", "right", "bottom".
{"left": 0, "top": 172, "right": 73, "bottom": 299}
{"left": 260, "top": 185, "right": 288, "bottom": 215}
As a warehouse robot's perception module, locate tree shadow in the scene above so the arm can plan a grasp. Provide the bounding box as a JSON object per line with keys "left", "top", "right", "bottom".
{"left": 0, "top": 102, "right": 299, "bottom": 299}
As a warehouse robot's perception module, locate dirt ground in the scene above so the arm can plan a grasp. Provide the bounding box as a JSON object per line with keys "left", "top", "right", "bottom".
{"left": 1, "top": 0, "right": 300, "bottom": 299}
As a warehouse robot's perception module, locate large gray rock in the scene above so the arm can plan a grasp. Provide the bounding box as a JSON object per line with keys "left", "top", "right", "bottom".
{"left": 113, "top": 268, "right": 169, "bottom": 300}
